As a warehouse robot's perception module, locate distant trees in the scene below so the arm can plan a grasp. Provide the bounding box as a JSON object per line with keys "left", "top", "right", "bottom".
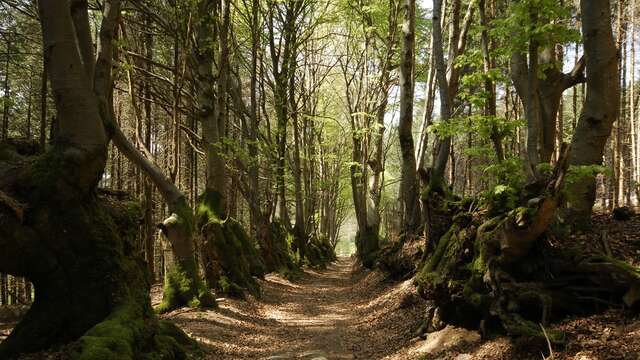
{"left": 338, "top": 0, "right": 400, "bottom": 266}
{"left": 0, "top": 0, "right": 638, "bottom": 355}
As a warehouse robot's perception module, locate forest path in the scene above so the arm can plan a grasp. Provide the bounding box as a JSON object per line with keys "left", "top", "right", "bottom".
{"left": 165, "top": 257, "right": 377, "bottom": 359}
{"left": 258, "top": 258, "right": 355, "bottom": 359}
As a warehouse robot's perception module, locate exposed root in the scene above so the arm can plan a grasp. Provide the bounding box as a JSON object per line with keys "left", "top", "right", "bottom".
{"left": 414, "top": 144, "right": 640, "bottom": 342}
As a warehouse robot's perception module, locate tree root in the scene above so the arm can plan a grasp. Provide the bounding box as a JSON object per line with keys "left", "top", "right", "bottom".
{"left": 415, "top": 144, "right": 640, "bottom": 343}
{"left": 76, "top": 301, "right": 195, "bottom": 360}
{"left": 0, "top": 146, "right": 199, "bottom": 358}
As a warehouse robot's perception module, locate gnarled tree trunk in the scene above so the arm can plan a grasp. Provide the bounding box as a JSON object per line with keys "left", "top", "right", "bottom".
{"left": 0, "top": 1, "right": 194, "bottom": 358}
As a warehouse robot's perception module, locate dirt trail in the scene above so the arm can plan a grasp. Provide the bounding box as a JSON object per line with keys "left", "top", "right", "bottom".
{"left": 258, "top": 258, "right": 355, "bottom": 359}
{"left": 164, "top": 257, "right": 423, "bottom": 359}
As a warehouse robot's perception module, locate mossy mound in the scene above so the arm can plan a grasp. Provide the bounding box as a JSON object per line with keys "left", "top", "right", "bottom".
{"left": 415, "top": 195, "right": 640, "bottom": 344}
{"left": 378, "top": 234, "right": 425, "bottom": 280}
{"left": 157, "top": 197, "right": 215, "bottom": 314}
{"left": 197, "top": 190, "right": 266, "bottom": 298}
{"left": 0, "top": 144, "right": 196, "bottom": 358}
{"left": 304, "top": 235, "right": 337, "bottom": 269}
{"left": 421, "top": 187, "right": 470, "bottom": 253}
{"left": 73, "top": 199, "right": 197, "bottom": 359}
{"left": 200, "top": 218, "right": 265, "bottom": 298}
{"left": 260, "top": 220, "right": 299, "bottom": 277}
{"left": 156, "top": 259, "right": 215, "bottom": 313}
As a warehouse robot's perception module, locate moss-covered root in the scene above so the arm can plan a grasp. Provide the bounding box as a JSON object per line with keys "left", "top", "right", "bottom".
{"left": 304, "top": 235, "right": 337, "bottom": 269}
{"left": 204, "top": 219, "right": 264, "bottom": 298}
{"left": 158, "top": 199, "right": 216, "bottom": 314}
{"left": 261, "top": 220, "right": 299, "bottom": 275}
{"left": 156, "top": 260, "right": 216, "bottom": 314}
{"left": 77, "top": 302, "right": 197, "bottom": 360}
{"left": 197, "top": 190, "right": 266, "bottom": 298}
{"left": 499, "top": 313, "right": 565, "bottom": 345}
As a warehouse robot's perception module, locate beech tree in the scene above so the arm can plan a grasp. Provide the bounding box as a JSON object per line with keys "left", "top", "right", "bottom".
{"left": 0, "top": 1, "right": 193, "bottom": 357}
{"left": 566, "top": 0, "right": 620, "bottom": 227}
{"left": 398, "top": 0, "right": 421, "bottom": 233}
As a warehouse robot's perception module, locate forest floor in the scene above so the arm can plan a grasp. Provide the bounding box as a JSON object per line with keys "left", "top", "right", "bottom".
{"left": 158, "top": 228, "right": 640, "bottom": 360}
{"left": 3, "top": 215, "right": 640, "bottom": 359}
{"left": 156, "top": 213, "right": 640, "bottom": 360}
{"left": 154, "top": 257, "right": 427, "bottom": 359}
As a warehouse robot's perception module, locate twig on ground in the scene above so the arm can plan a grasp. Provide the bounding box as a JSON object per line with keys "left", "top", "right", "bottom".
{"left": 540, "top": 323, "right": 554, "bottom": 360}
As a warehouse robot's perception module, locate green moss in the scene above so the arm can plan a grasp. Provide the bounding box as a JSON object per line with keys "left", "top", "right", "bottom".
{"left": 462, "top": 276, "right": 489, "bottom": 309}
{"left": 200, "top": 220, "right": 264, "bottom": 298}
{"left": 262, "top": 221, "right": 299, "bottom": 274}
{"left": 0, "top": 144, "right": 199, "bottom": 359}
{"left": 219, "top": 276, "right": 247, "bottom": 298}
{"left": 415, "top": 227, "right": 456, "bottom": 292}
{"left": 173, "top": 199, "right": 196, "bottom": 237}
{"left": 426, "top": 225, "right": 458, "bottom": 273}
{"left": 196, "top": 190, "right": 224, "bottom": 225}
{"left": 278, "top": 266, "right": 303, "bottom": 281}
{"left": 77, "top": 304, "right": 194, "bottom": 360}
{"left": 228, "top": 220, "right": 266, "bottom": 277}
{"left": 29, "top": 149, "right": 66, "bottom": 202}
{"left": 500, "top": 313, "right": 565, "bottom": 344}
{"left": 156, "top": 260, "right": 214, "bottom": 314}
{"left": 303, "top": 235, "right": 336, "bottom": 269}
{"left": 196, "top": 190, "right": 268, "bottom": 298}
{"left": 77, "top": 305, "right": 139, "bottom": 359}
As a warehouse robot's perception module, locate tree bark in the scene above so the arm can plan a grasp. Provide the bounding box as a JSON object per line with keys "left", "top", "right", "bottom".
{"left": 479, "top": 0, "right": 503, "bottom": 161}
{"left": 2, "top": 36, "right": 10, "bottom": 141}
{"left": 431, "top": 0, "right": 473, "bottom": 188}
{"left": 39, "top": 60, "right": 47, "bottom": 150}
{"left": 509, "top": 7, "right": 586, "bottom": 175}
{"left": 566, "top": 0, "right": 620, "bottom": 227}
{"left": 399, "top": 0, "right": 421, "bottom": 233}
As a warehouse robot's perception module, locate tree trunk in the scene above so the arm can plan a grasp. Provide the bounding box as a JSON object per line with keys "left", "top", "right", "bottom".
{"left": 510, "top": 7, "right": 586, "bottom": 175}
{"left": 430, "top": 0, "right": 453, "bottom": 188}
{"left": 398, "top": 0, "right": 421, "bottom": 233}
{"left": 479, "top": 0, "right": 503, "bottom": 161}
{"left": 143, "top": 13, "right": 155, "bottom": 281}
{"left": 430, "top": 0, "right": 474, "bottom": 188}
{"left": 39, "top": 61, "right": 47, "bottom": 150}
{"left": 0, "top": 2, "right": 194, "bottom": 358}
{"left": 566, "top": 0, "right": 620, "bottom": 227}
{"left": 96, "top": 1, "right": 212, "bottom": 313}
{"left": 2, "top": 36, "right": 11, "bottom": 141}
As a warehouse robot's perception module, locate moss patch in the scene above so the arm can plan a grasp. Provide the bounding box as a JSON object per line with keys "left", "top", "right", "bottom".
{"left": 156, "top": 259, "right": 214, "bottom": 314}
{"left": 198, "top": 190, "right": 267, "bottom": 298}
